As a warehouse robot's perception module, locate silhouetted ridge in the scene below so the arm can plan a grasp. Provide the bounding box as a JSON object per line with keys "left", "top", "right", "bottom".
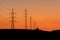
{"left": 51, "top": 30, "right": 60, "bottom": 33}
{"left": 0, "top": 28, "right": 49, "bottom": 33}
{"left": 0, "top": 28, "right": 60, "bottom": 33}
{"left": 35, "top": 28, "right": 39, "bottom": 30}
{"left": 34, "top": 28, "right": 48, "bottom": 32}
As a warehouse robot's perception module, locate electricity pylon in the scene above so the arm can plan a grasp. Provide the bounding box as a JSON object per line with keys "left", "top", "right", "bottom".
{"left": 10, "top": 9, "right": 16, "bottom": 29}
{"left": 33, "top": 21, "right": 36, "bottom": 29}
{"left": 30, "top": 16, "right": 32, "bottom": 29}
{"left": 25, "top": 8, "right": 27, "bottom": 29}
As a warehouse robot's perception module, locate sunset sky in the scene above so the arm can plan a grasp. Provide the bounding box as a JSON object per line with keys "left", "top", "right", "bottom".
{"left": 0, "top": 0, "right": 60, "bottom": 31}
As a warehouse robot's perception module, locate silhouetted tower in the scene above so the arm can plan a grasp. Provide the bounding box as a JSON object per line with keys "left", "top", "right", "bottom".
{"left": 30, "top": 16, "right": 32, "bottom": 29}
{"left": 33, "top": 22, "right": 36, "bottom": 29}
{"left": 25, "top": 8, "right": 27, "bottom": 29}
{"left": 36, "top": 25, "right": 39, "bottom": 29}
{"left": 10, "top": 9, "right": 16, "bottom": 29}
{"left": 36, "top": 25, "right": 39, "bottom": 30}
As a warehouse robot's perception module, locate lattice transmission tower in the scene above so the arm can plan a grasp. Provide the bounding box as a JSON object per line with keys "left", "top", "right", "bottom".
{"left": 9, "top": 9, "right": 16, "bottom": 29}
{"left": 25, "top": 8, "right": 28, "bottom": 29}
{"left": 30, "top": 16, "right": 32, "bottom": 29}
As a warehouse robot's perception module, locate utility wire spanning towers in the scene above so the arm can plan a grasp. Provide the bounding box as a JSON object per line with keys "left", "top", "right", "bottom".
{"left": 10, "top": 9, "right": 16, "bottom": 29}
{"left": 25, "top": 8, "right": 27, "bottom": 29}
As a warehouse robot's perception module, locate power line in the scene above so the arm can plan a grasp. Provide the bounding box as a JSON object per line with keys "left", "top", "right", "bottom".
{"left": 0, "top": 5, "right": 10, "bottom": 10}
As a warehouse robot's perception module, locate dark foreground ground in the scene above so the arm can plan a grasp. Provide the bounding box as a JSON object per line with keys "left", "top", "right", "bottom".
{"left": 0, "top": 29, "right": 60, "bottom": 39}
{"left": 0, "top": 28, "right": 60, "bottom": 33}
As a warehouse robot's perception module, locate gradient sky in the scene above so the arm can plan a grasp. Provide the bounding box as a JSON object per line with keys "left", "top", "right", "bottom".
{"left": 0, "top": 0, "right": 60, "bottom": 31}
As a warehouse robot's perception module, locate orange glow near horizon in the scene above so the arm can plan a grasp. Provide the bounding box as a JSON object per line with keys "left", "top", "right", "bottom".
{"left": 0, "top": 0, "right": 60, "bottom": 31}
